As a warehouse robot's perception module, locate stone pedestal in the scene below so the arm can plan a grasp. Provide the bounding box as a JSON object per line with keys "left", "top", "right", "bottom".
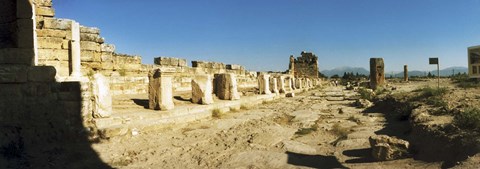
{"left": 148, "top": 69, "right": 174, "bottom": 110}
{"left": 214, "top": 73, "right": 240, "bottom": 100}
{"left": 270, "top": 77, "right": 279, "bottom": 95}
{"left": 258, "top": 73, "right": 271, "bottom": 94}
{"left": 92, "top": 73, "right": 112, "bottom": 118}
{"left": 191, "top": 74, "right": 213, "bottom": 105}
{"left": 370, "top": 58, "right": 385, "bottom": 90}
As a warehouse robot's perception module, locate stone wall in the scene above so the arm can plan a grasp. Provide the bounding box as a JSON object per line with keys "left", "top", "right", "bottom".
{"left": 31, "top": 1, "right": 258, "bottom": 96}
{"left": 289, "top": 51, "right": 319, "bottom": 78}
{"left": 153, "top": 57, "right": 258, "bottom": 93}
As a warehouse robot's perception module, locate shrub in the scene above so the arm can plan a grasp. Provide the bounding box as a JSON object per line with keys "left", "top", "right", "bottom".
{"left": 358, "top": 88, "right": 374, "bottom": 100}
{"left": 212, "top": 109, "right": 223, "bottom": 118}
{"left": 240, "top": 105, "right": 250, "bottom": 110}
{"left": 331, "top": 123, "right": 351, "bottom": 138}
{"left": 418, "top": 86, "right": 448, "bottom": 97}
{"left": 454, "top": 107, "right": 480, "bottom": 131}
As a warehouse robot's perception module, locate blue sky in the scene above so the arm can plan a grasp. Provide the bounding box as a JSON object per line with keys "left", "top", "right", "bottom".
{"left": 55, "top": 0, "right": 480, "bottom": 72}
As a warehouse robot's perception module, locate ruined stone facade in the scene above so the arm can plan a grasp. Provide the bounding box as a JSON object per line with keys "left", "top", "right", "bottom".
{"left": 468, "top": 45, "right": 480, "bottom": 78}
{"left": 369, "top": 58, "right": 385, "bottom": 89}
{"left": 288, "top": 51, "right": 319, "bottom": 78}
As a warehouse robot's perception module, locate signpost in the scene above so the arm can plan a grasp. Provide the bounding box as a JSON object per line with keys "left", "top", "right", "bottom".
{"left": 429, "top": 58, "right": 440, "bottom": 88}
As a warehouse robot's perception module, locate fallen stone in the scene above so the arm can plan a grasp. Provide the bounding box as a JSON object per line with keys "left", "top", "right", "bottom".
{"left": 286, "top": 93, "right": 295, "bottom": 97}
{"left": 354, "top": 99, "right": 373, "bottom": 108}
{"left": 369, "top": 135, "right": 409, "bottom": 161}
{"left": 280, "top": 140, "right": 317, "bottom": 155}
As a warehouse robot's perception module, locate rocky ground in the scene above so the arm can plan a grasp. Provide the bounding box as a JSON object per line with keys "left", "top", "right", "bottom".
{"left": 91, "top": 80, "right": 479, "bottom": 169}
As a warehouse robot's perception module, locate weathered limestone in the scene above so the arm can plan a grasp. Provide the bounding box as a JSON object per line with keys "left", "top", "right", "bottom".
{"left": 289, "top": 51, "right": 319, "bottom": 78}
{"left": 69, "top": 21, "right": 81, "bottom": 78}
{"left": 148, "top": 69, "right": 174, "bottom": 110}
{"left": 295, "top": 78, "right": 303, "bottom": 89}
{"left": 214, "top": 73, "right": 240, "bottom": 100}
{"left": 269, "top": 77, "right": 279, "bottom": 95}
{"left": 290, "top": 77, "right": 295, "bottom": 90}
{"left": 291, "top": 77, "right": 296, "bottom": 90}
{"left": 278, "top": 76, "right": 286, "bottom": 93}
{"left": 404, "top": 65, "right": 408, "bottom": 82}
{"left": 258, "top": 73, "right": 271, "bottom": 94}
{"left": 154, "top": 57, "right": 187, "bottom": 67}
{"left": 370, "top": 58, "right": 385, "bottom": 90}
{"left": 369, "top": 135, "right": 410, "bottom": 161}
{"left": 92, "top": 73, "right": 112, "bottom": 118}
{"left": 191, "top": 74, "right": 213, "bottom": 105}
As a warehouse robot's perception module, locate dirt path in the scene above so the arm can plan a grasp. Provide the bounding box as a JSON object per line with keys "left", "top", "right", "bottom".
{"left": 92, "top": 86, "right": 441, "bottom": 168}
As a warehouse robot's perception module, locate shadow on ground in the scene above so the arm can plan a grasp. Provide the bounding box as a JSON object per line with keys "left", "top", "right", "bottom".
{"left": 1, "top": 81, "right": 111, "bottom": 169}
{"left": 132, "top": 99, "right": 149, "bottom": 109}
{"left": 286, "top": 151, "right": 346, "bottom": 168}
{"left": 343, "top": 148, "right": 376, "bottom": 164}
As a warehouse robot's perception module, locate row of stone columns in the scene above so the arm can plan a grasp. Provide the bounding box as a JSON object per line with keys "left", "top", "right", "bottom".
{"left": 148, "top": 70, "right": 241, "bottom": 111}
{"left": 148, "top": 69, "right": 323, "bottom": 111}
{"left": 257, "top": 74, "right": 321, "bottom": 95}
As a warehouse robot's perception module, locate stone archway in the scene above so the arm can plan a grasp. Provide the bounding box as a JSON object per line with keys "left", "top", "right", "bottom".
{"left": 0, "top": 0, "right": 37, "bottom": 66}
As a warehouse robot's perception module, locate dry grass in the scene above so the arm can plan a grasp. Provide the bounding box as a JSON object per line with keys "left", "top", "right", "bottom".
{"left": 229, "top": 107, "right": 240, "bottom": 113}
{"left": 331, "top": 123, "right": 351, "bottom": 138}
{"left": 347, "top": 115, "right": 362, "bottom": 124}
{"left": 211, "top": 109, "right": 223, "bottom": 119}
{"left": 295, "top": 125, "right": 318, "bottom": 136}
{"left": 240, "top": 104, "right": 250, "bottom": 110}
{"left": 274, "top": 114, "right": 295, "bottom": 125}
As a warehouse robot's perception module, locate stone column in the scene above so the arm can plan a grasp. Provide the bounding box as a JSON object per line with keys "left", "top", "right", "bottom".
{"left": 214, "top": 73, "right": 240, "bottom": 100}
{"left": 270, "top": 77, "right": 279, "bottom": 95}
{"left": 404, "top": 65, "right": 408, "bottom": 82}
{"left": 291, "top": 77, "right": 296, "bottom": 90}
{"left": 148, "top": 69, "right": 174, "bottom": 110}
{"left": 278, "top": 76, "right": 286, "bottom": 93}
{"left": 258, "top": 73, "right": 271, "bottom": 94}
{"left": 370, "top": 58, "right": 385, "bottom": 90}
{"left": 191, "top": 74, "right": 213, "bottom": 105}
{"left": 69, "top": 21, "right": 82, "bottom": 77}
{"left": 296, "top": 78, "right": 303, "bottom": 89}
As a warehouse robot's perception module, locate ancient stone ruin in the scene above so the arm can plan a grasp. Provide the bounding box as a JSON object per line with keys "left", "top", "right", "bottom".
{"left": 288, "top": 51, "right": 319, "bottom": 78}
{"left": 369, "top": 58, "right": 385, "bottom": 89}
{"left": 0, "top": 1, "right": 324, "bottom": 167}
{"left": 468, "top": 45, "right": 480, "bottom": 78}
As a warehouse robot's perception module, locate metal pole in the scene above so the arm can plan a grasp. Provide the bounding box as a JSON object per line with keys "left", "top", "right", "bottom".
{"left": 437, "top": 63, "right": 440, "bottom": 89}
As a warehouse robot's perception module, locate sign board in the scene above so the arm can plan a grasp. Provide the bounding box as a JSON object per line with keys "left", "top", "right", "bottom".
{"left": 429, "top": 58, "right": 438, "bottom": 65}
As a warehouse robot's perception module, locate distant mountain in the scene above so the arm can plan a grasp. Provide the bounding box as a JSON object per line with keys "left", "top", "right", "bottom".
{"left": 321, "top": 67, "right": 369, "bottom": 77}
{"left": 390, "top": 66, "right": 468, "bottom": 77}
{"left": 322, "top": 66, "right": 468, "bottom": 78}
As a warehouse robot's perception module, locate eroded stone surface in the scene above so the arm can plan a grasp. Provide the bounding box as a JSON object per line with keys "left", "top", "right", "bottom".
{"left": 214, "top": 73, "right": 240, "bottom": 100}
{"left": 191, "top": 74, "right": 213, "bottom": 105}
{"left": 148, "top": 69, "right": 174, "bottom": 110}
{"left": 92, "top": 73, "right": 112, "bottom": 118}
